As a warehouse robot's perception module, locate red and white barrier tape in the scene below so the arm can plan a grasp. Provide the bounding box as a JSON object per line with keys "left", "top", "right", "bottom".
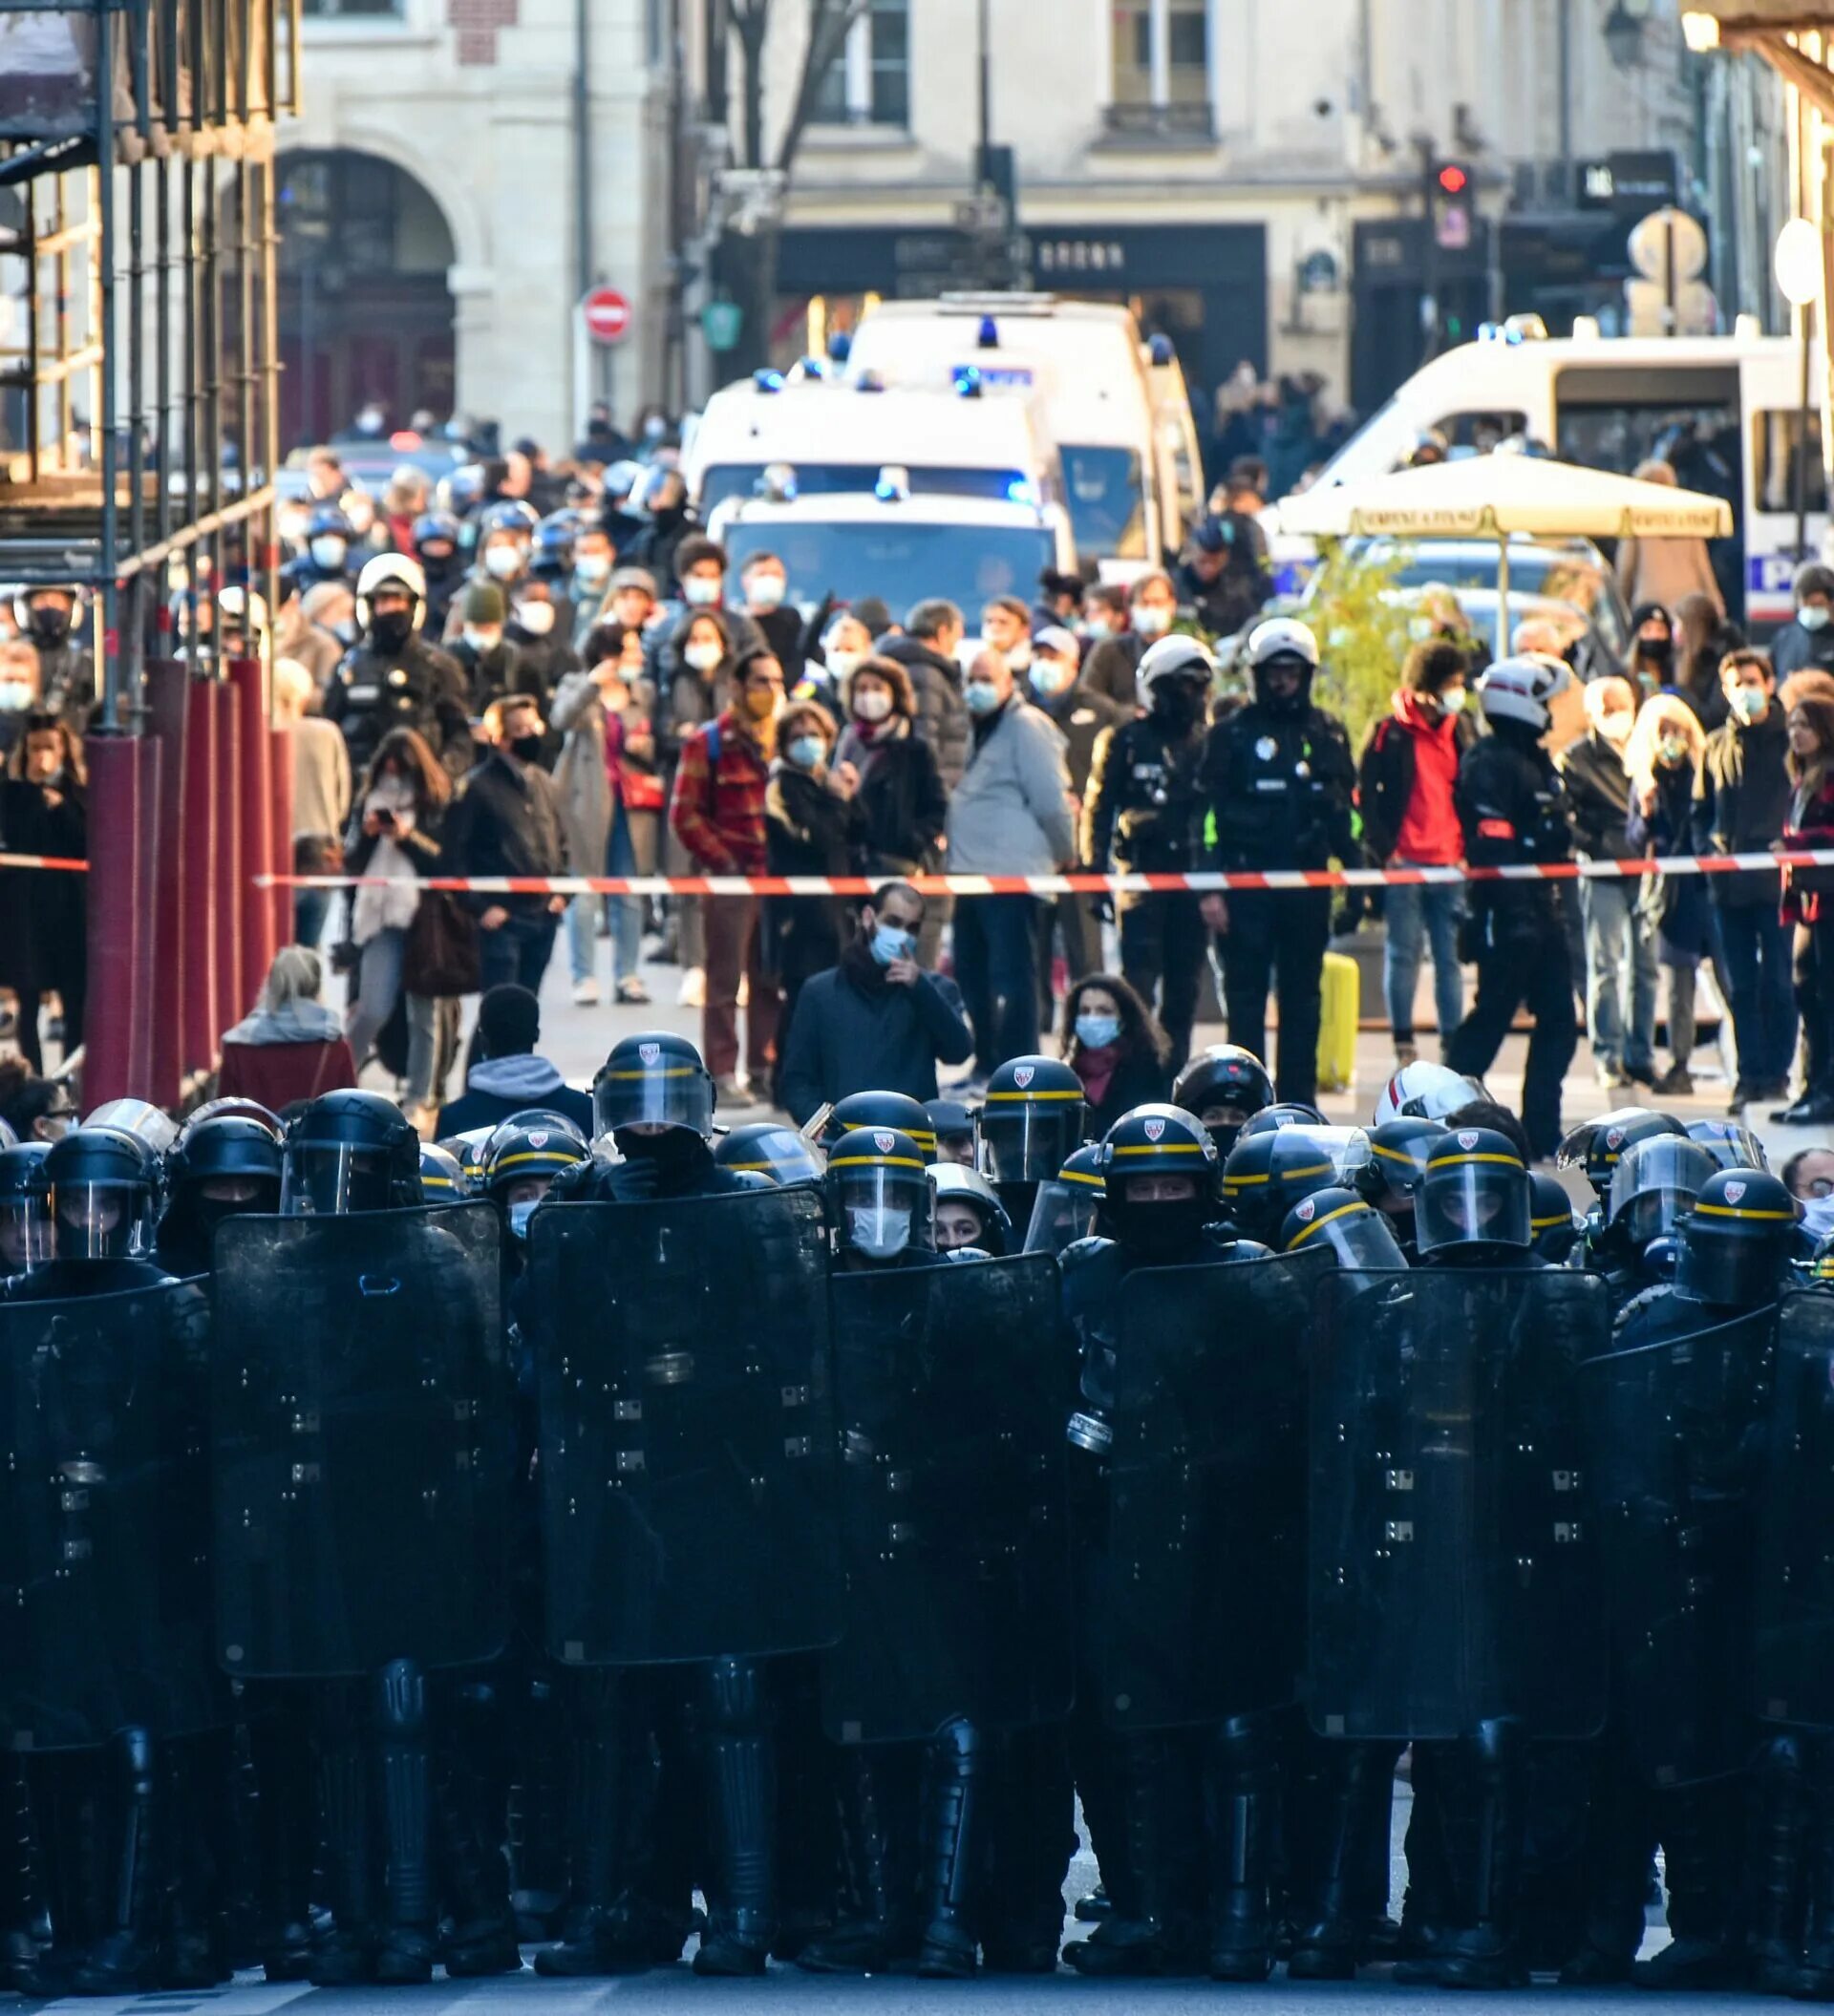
{"left": 0, "top": 853, "right": 90, "bottom": 873}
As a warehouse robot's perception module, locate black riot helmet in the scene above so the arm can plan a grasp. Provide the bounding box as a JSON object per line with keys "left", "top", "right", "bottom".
{"left": 714, "top": 1123, "right": 824, "bottom": 1190}
{"left": 930, "top": 1163, "right": 1012, "bottom": 1257}
{"left": 1221, "top": 1129, "right": 1285, "bottom": 1244}
{"left": 826, "top": 1127, "right": 934, "bottom": 1263}
{"left": 1674, "top": 1168, "right": 1800, "bottom": 1308}
{"left": 1171, "top": 1044, "right": 1275, "bottom": 1157}
{"left": 1606, "top": 1135, "right": 1719, "bottom": 1253}
{"left": 481, "top": 1117, "right": 587, "bottom": 1241}
{"left": 1279, "top": 1185, "right": 1407, "bottom": 1272}
{"left": 1529, "top": 1172, "right": 1583, "bottom": 1264}
{"left": 1101, "top": 1104, "right": 1219, "bottom": 1261}
{"left": 44, "top": 1126, "right": 159, "bottom": 1262}
{"left": 1262, "top": 1127, "right": 1373, "bottom": 1231}
{"left": 1556, "top": 1107, "right": 1687, "bottom": 1200}
{"left": 1241, "top": 1101, "right": 1327, "bottom": 1137}
{"left": 591, "top": 1029, "right": 715, "bottom": 1143}
{"left": 1416, "top": 1128, "right": 1532, "bottom": 1261}
{"left": 977, "top": 1056, "right": 1087, "bottom": 1184}
{"left": 1356, "top": 1116, "right": 1447, "bottom": 1219}
{"left": 1685, "top": 1117, "right": 1770, "bottom": 1173}
{"left": 1023, "top": 1142, "right": 1108, "bottom": 1256}
{"left": 823, "top": 1091, "right": 937, "bottom": 1161}
{"left": 175, "top": 1094, "right": 284, "bottom": 1144}
{"left": 418, "top": 1142, "right": 470, "bottom": 1203}
{"left": 0, "top": 1141, "right": 53, "bottom": 1275}
{"left": 281, "top": 1090, "right": 422, "bottom": 1216}
{"left": 163, "top": 1114, "right": 284, "bottom": 1247}
{"left": 924, "top": 1098, "right": 977, "bottom": 1166}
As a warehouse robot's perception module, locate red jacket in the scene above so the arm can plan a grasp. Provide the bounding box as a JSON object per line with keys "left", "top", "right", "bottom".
{"left": 1782, "top": 774, "right": 1834, "bottom": 926}
{"left": 669, "top": 709, "right": 770, "bottom": 874}
{"left": 217, "top": 1034, "right": 358, "bottom": 1110}
{"left": 1356, "top": 691, "right": 1468, "bottom": 865}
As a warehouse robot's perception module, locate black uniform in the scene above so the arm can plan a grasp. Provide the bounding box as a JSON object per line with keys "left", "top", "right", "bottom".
{"left": 322, "top": 633, "right": 474, "bottom": 777}
{"left": 1443, "top": 722, "right": 1578, "bottom": 1160}
{"left": 1084, "top": 703, "right": 1208, "bottom": 1070}
{"left": 1200, "top": 681, "right": 1354, "bottom": 1105}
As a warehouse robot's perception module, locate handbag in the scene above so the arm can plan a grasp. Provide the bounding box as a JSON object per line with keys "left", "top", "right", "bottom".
{"left": 621, "top": 768, "right": 664, "bottom": 813}
{"left": 403, "top": 890, "right": 481, "bottom": 998}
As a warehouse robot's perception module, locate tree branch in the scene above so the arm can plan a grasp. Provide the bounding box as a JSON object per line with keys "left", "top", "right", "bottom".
{"left": 774, "top": 0, "right": 871, "bottom": 173}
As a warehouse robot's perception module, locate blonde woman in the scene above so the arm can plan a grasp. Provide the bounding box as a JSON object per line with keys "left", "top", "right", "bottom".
{"left": 1625, "top": 693, "right": 1711, "bottom": 1095}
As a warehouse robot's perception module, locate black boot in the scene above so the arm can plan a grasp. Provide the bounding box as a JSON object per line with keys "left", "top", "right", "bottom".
{"left": 1064, "top": 1734, "right": 1201, "bottom": 1976}
{"left": 693, "top": 1657, "right": 777, "bottom": 1976}
{"left": 311, "top": 1686, "right": 373, "bottom": 1985}
{"left": 797, "top": 1749, "right": 918, "bottom": 1973}
{"left": 2, "top": 1752, "right": 44, "bottom": 1989}
{"left": 1796, "top": 1740, "right": 1834, "bottom": 1998}
{"left": 509, "top": 1673, "right": 570, "bottom": 1942}
{"left": 1290, "top": 1741, "right": 1397, "bottom": 1980}
{"left": 534, "top": 1671, "right": 657, "bottom": 1978}
{"left": 1748, "top": 1735, "right": 1807, "bottom": 1996}
{"left": 1396, "top": 1743, "right": 1456, "bottom": 1978}
{"left": 438, "top": 1680, "right": 522, "bottom": 1977}
{"left": 977, "top": 1725, "right": 1074, "bottom": 1972}
{"left": 1636, "top": 1778, "right": 1746, "bottom": 1989}
{"left": 917, "top": 1719, "right": 981, "bottom": 1978}
{"left": 1206, "top": 1714, "right": 1278, "bottom": 1981}
{"left": 17, "top": 1754, "right": 101, "bottom": 1996}
{"left": 1435, "top": 1719, "right": 1528, "bottom": 1990}
{"left": 1559, "top": 1737, "right": 1652, "bottom": 1987}
{"left": 372, "top": 1661, "right": 435, "bottom": 1984}
{"left": 66, "top": 1728, "right": 158, "bottom": 1994}
{"left": 251, "top": 1695, "right": 316, "bottom": 1982}
{"left": 156, "top": 1732, "right": 231, "bottom": 1989}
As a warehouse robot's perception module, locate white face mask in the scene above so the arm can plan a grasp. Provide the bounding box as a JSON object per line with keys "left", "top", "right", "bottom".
{"left": 574, "top": 553, "right": 610, "bottom": 585}
{"left": 0, "top": 682, "right": 32, "bottom": 713}
{"left": 1437, "top": 687, "right": 1468, "bottom": 715}
{"left": 483, "top": 544, "right": 522, "bottom": 581}
{"left": 515, "top": 600, "right": 556, "bottom": 637}
{"left": 682, "top": 575, "right": 721, "bottom": 607}
{"left": 1598, "top": 711, "right": 1634, "bottom": 745}
{"left": 1133, "top": 603, "right": 1174, "bottom": 637}
{"left": 684, "top": 641, "right": 724, "bottom": 674}
{"left": 847, "top": 1204, "right": 911, "bottom": 1260}
{"left": 748, "top": 575, "right": 787, "bottom": 609}
{"left": 826, "top": 647, "right": 865, "bottom": 683}
{"left": 462, "top": 626, "right": 502, "bottom": 654}
{"left": 853, "top": 688, "right": 892, "bottom": 723}
{"left": 309, "top": 536, "right": 347, "bottom": 571}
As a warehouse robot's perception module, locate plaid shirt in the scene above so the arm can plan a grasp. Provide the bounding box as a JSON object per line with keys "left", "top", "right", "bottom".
{"left": 669, "top": 708, "right": 770, "bottom": 874}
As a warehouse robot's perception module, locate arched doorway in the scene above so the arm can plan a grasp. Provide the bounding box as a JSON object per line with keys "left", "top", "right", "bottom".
{"left": 273, "top": 149, "right": 456, "bottom": 448}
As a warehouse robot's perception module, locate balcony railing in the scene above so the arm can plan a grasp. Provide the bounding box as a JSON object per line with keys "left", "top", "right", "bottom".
{"left": 1099, "top": 100, "right": 1216, "bottom": 142}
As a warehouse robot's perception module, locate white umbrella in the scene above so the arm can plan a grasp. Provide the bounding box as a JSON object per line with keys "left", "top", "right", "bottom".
{"left": 1275, "top": 454, "right": 1733, "bottom": 634}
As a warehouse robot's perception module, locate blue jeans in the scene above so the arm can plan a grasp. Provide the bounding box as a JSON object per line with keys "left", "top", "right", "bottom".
{"left": 1581, "top": 879, "right": 1657, "bottom": 1073}
{"left": 478, "top": 910, "right": 560, "bottom": 996}
{"left": 294, "top": 886, "right": 332, "bottom": 950}
{"left": 344, "top": 925, "right": 437, "bottom": 1108}
{"left": 1382, "top": 874, "right": 1464, "bottom": 1043}
{"left": 566, "top": 805, "right": 648, "bottom": 988}
{"left": 1716, "top": 899, "right": 1799, "bottom": 1089}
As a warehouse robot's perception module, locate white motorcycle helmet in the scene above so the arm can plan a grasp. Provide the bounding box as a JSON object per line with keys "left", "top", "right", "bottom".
{"left": 1246, "top": 616, "right": 1320, "bottom": 669}
{"left": 1371, "top": 1061, "right": 1488, "bottom": 1128}
{"left": 1136, "top": 633, "right": 1215, "bottom": 704}
{"left": 1473, "top": 652, "right": 1571, "bottom": 732}
{"left": 354, "top": 553, "right": 428, "bottom": 638}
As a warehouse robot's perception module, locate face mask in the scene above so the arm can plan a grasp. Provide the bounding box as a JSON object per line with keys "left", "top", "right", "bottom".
{"left": 1150, "top": 682, "right": 1201, "bottom": 729}
{"left": 1133, "top": 603, "right": 1173, "bottom": 637}
{"left": 484, "top": 544, "right": 522, "bottom": 581}
{"left": 1437, "top": 686, "right": 1467, "bottom": 714}
{"left": 744, "top": 687, "right": 779, "bottom": 721}
{"left": 0, "top": 683, "right": 32, "bottom": 713}
{"left": 462, "top": 626, "right": 502, "bottom": 655}
{"left": 684, "top": 641, "right": 724, "bottom": 674}
{"left": 644, "top": 415, "right": 668, "bottom": 441}
{"left": 853, "top": 688, "right": 892, "bottom": 723}
{"left": 333, "top": 619, "right": 358, "bottom": 646}
{"left": 1638, "top": 636, "right": 1673, "bottom": 667}
{"left": 309, "top": 536, "right": 347, "bottom": 571}
{"left": 1076, "top": 1011, "right": 1121, "bottom": 1050}
{"left": 372, "top": 604, "right": 416, "bottom": 652}
{"left": 1030, "top": 660, "right": 1075, "bottom": 697}
{"left": 1731, "top": 685, "right": 1769, "bottom": 725}
{"left": 1599, "top": 712, "right": 1633, "bottom": 745}
{"left": 749, "top": 575, "right": 787, "bottom": 609}
{"left": 786, "top": 734, "right": 825, "bottom": 770}
{"left": 826, "top": 647, "right": 865, "bottom": 683}
{"left": 869, "top": 923, "right": 915, "bottom": 966}
{"left": 965, "top": 678, "right": 1002, "bottom": 717}
{"left": 515, "top": 600, "right": 556, "bottom": 637}
{"left": 1804, "top": 605, "right": 1832, "bottom": 633}
{"left": 847, "top": 1203, "right": 911, "bottom": 1260}
{"left": 1658, "top": 733, "right": 1690, "bottom": 766}
{"left": 508, "top": 732, "right": 544, "bottom": 762}
{"left": 682, "top": 576, "right": 721, "bottom": 607}
{"left": 507, "top": 1199, "right": 538, "bottom": 1241}
{"left": 574, "top": 553, "right": 610, "bottom": 586}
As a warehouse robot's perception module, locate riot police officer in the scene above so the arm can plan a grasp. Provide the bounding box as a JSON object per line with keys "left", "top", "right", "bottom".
{"left": 548, "top": 1030, "right": 758, "bottom": 1206}
{"left": 930, "top": 1162, "right": 1011, "bottom": 1256}
{"left": 1022, "top": 1142, "right": 1108, "bottom": 1255}
{"left": 0, "top": 1138, "right": 51, "bottom": 1277}
{"left": 821, "top": 1089, "right": 940, "bottom": 1160}
{"left": 978, "top": 1054, "right": 1088, "bottom": 1235}
{"left": 1197, "top": 618, "right": 1354, "bottom": 1106}
{"left": 412, "top": 508, "right": 466, "bottom": 634}
{"left": 1594, "top": 1134, "right": 1718, "bottom": 1305}
{"left": 8, "top": 1125, "right": 170, "bottom": 1300}
{"left": 1354, "top": 1114, "right": 1447, "bottom": 1259}
{"left": 321, "top": 555, "right": 472, "bottom": 777}
{"left": 1082, "top": 634, "right": 1215, "bottom": 1070}
{"left": 287, "top": 502, "right": 357, "bottom": 597}
{"left": 1442, "top": 656, "right": 1579, "bottom": 1161}
{"left": 714, "top": 1122, "right": 824, "bottom": 1188}
{"left": 154, "top": 1113, "right": 283, "bottom": 1278}
{"left": 13, "top": 584, "right": 95, "bottom": 727}
{"left": 1169, "top": 1042, "right": 1274, "bottom": 1158}
{"left": 1528, "top": 1173, "right": 1583, "bottom": 1264}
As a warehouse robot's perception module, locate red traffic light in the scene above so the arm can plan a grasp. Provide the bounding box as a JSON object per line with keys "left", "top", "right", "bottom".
{"left": 1437, "top": 162, "right": 1469, "bottom": 197}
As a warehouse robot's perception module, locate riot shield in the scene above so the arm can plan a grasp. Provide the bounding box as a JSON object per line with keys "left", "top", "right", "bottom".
{"left": 1098, "top": 1252, "right": 1319, "bottom": 1733}
{"left": 821, "top": 1253, "right": 1071, "bottom": 1744}
{"left": 529, "top": 1188, "right": 841, "bottom": 1666}
{"left": 211, "top": 1204, "right": 510, "bottom": 1679}
{"left": 1307, "top": 1266, "right": 1608, "bottom": 1743}
{"left": 0, "top": 1283, "right": 225, "bottom": 1751}
{"left": 1755, "top": 1296, "right": 1834, "bottom": 1731}
{"left": 1584, "top": 1307, "right": 1772, "bottom": 1784}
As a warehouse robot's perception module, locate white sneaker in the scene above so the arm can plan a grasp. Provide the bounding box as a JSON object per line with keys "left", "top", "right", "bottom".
{"left": 571, "top": 977, "right": 601, "bottom": 1007}
{"left": 736, "top": 973, "right": 750, "bottom": 1008}
{"left": 678, "top": 966, "right": 706, "bottom": 1008}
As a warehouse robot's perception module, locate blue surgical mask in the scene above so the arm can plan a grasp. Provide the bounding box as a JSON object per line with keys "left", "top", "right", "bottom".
{"left": 1731, "top": 685, "right": 1769, "bottom": 726}
{"left": 1076, "top": 1011, "right": 1121, "bottom": 1050}
{"left": 1030, "top": 660, "right": 1075, "bottom": 697}
{"left": 786, "top": 734, "right": 825, "bottom": 770}
{"left": 870, "top": 923, "right": 915, "bottom": 966}
{"left": 1802, "top": 605, "right": 1831, "bottom": 632}
{"left": 964, "top": 678, "right": 1001, "bottom": 716}
{"left": 507, "top": 1199, "right": 538, "bottom": 1241}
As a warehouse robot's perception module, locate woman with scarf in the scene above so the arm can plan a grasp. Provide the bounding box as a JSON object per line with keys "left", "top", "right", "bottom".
{"left": 832, "top": 656, "right": 948, "bottom": 881}
{"left": 219, "top": 945, "right": 358, "bottom": 1109}
{"left": 1059, "top": 972, "right": 1172, "bottom": 1138}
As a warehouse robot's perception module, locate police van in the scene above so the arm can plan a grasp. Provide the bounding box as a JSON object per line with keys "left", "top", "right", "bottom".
{"left": 845, "top": 294, "right": 1190, "bottom": 578}
{"left": 1299, "top": 319, "right": 1828, "bottom": 631}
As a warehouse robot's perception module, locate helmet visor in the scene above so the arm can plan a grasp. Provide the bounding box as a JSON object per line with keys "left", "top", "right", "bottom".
{"left": 52, "top": 1178, "right": 147, "bottom": 1260}
{"left": 1417, "top": 1162, "right": 1530, "bottom": 1253}
{"left": 1023, "top": 1176, "right": 1103, "bottom": 1256}
{"left": 830, "top": 1163, "right": 928, "bottom": 1259}
{"left": 594, "top": 1062, "right": 714, "bottom": 1138}
{"left": 725, "top": 1135, "right": 823, "bottom": 1186}
{"left": 1288, "top": 1200, "right": 1406, "bottom": 1271}
{"left": 281, "top": 1144, "right": 392, "bottom": 1217}
{"left": 0, "top": 1197, "right": 52, "bottom": 1274}
{"left": 979, "top": 1101, "right": 1084, "bottom": 1184}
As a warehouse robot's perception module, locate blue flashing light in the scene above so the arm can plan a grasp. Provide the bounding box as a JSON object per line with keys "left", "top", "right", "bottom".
{"left": 753, "top": 369, "right": 785, "bottom": 393}
{"left": 976, "top": 315, "right": 999, "bottom": 350}
{"left": 1006, "top": 477, "right": 1037, "bottom": 504}
{"left": 952, "top": 365, "right": 984, "bottom": 397}
{"left": 827, "top": 329, "right": 853, "bottom": 363}
{"left": 1147, "top": 332, "right": 1175, "bottom": 365}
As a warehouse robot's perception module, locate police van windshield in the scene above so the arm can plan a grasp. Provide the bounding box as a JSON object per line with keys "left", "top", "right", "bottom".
{"left": 700, "top": 463, "right": 1034, "bottom": 510}
{"left": 722, "top": 521, "right": 1057, "bottom": 620}
{"left": 1060, "top": 445, "right": 1146, "bottom": 559}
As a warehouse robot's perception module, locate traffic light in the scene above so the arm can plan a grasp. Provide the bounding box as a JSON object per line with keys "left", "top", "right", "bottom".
{"left": 1431, "top": 159, "right": 1474, "bottom": 251}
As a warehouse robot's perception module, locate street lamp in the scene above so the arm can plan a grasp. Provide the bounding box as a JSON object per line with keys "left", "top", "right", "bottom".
{"left": 1774, "top": 218, "right": 1824, "bottom": 560}
{"left": 1603, "top": 2, "right": 1645, "bottom": 68}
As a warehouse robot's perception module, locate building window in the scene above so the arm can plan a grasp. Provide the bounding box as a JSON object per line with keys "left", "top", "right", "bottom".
{"left": 1107, "top": 0, "right": 1211, "bottom": 132}
{"left": 300, "top": 0, "right": 404, "bottom": 20}
{"left": 813, "top": 0, "right": 908, "bottom": 127}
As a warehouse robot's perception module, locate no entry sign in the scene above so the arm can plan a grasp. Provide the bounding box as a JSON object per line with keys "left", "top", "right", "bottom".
{"left": 582, "top": 287, "right": 631, "bottom": 346}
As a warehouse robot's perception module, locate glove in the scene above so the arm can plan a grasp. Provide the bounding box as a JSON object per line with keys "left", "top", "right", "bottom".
{"left": 606, "top": 1155, "right": 658, "bottom": 1202}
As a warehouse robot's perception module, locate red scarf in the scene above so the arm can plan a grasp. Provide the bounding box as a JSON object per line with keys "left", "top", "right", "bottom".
{"left": 1076, "top": 1041, "right": 1121, "bottom": 1111}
